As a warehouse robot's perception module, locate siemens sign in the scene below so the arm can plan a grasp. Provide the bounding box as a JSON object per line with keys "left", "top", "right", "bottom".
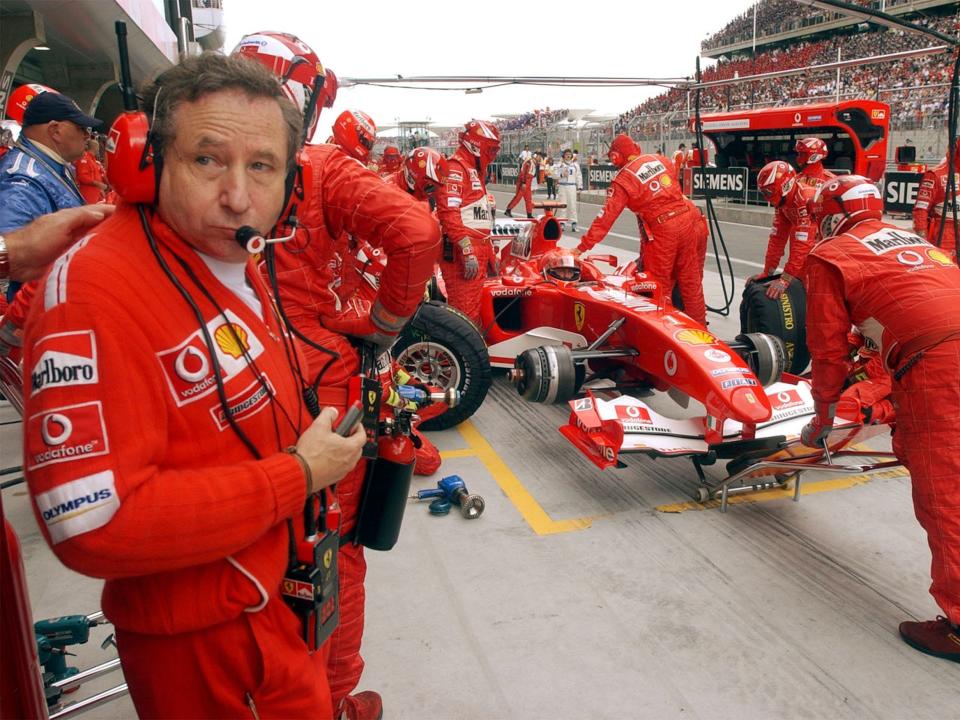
{"left": 689, "top": 168, "right": 748, "bottom": 199}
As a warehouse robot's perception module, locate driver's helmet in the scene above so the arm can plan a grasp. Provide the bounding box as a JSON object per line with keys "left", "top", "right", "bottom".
{"left": 542, "top": 249, "right": 581, "bottom": 282}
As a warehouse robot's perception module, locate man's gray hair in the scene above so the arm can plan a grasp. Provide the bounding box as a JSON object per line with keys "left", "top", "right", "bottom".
{"left": 141, "top": 52, "right": 304, "bottom": 172}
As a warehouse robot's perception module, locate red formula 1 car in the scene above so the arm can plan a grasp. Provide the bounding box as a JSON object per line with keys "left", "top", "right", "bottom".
{"left": 475, "top": 205, "right": 896, "bottom": 504}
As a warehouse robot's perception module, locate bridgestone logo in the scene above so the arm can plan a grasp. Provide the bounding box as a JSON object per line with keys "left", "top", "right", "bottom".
{"left": 32, "top": 359, "right": 95, "bottom": 392}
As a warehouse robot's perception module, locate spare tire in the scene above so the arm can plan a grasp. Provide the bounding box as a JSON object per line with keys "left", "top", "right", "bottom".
{"left": 392, "top": 301, "right": 491, "bottom": 431}
{"left": 739, "top": 276, "right": 809, "bottom": 374}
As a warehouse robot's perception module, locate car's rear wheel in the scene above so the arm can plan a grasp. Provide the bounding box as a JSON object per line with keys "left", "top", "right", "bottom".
{"left": 392, "top": 301, "right": 491, "bottom": 430}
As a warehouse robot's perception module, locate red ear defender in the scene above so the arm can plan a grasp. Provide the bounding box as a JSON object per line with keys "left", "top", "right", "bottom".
{"left": 105, "top": 110, "right": 157, "bottom": 204}
{"left": 105, "top": 21, "right": 159, "bottom": 204}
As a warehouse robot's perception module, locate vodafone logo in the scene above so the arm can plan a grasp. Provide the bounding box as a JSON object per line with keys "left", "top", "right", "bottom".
{"left": 777, "top": 391, "right": 792, "bottom": 404}
{"left": 26, "top": 401, "right": 109, "bottom": 470}
{"left": 41, "top": 413, "right": 73, "bottom": 445}
{"left": 615, "top": 405, "right": 653, "bottom": 424}
{"left": 156, "top": 311, "right": 265, "bottom": 407}
{"left": 664, "top": 350, "right": 678, "bottom": 376}
{"left": 175, "top": 346, "right": 209, "bottom": 383}
{"left": 896, "top": 250, "right": 924, "bottom": 266}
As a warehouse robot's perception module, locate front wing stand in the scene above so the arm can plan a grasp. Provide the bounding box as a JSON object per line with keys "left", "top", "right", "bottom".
{"left": 699, "top": 443, "right": 901, "bottom": 512}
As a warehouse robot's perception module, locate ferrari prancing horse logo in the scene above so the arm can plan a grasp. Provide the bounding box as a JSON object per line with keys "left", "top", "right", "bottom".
{"left": 574, "top": 302, "right": 586, "bottom": 331}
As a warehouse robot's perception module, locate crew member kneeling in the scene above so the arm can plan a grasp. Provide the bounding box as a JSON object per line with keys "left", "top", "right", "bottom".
{"left": 802, "top": 175, "right": 960, "bottom": 664}
{"left": 23, "top": 53, "right": 366, "bottom": 718}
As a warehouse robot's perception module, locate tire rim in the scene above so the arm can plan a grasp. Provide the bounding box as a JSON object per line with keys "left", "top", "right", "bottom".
{"left": 396, "top": 342, "right": 463, "bottom": 390}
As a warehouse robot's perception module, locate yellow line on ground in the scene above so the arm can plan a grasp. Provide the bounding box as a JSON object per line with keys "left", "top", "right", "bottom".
{"left": 438, "top": 448, "right": 476, "bottom": 459}
{"left": 656, "top": 467, "right": 908, "bottom": 513}
{"left": 456, "top": 420, "right": 595, "bottom": 535}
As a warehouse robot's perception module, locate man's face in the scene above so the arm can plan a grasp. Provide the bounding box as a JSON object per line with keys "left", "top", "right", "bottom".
{"left": 158, "top": 89, "right": 288, "bottom": 263}
{"left": 48, "top": 120, "right": 89, "bottom": 163}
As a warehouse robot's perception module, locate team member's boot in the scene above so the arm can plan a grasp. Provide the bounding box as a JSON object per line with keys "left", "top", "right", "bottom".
{"left": 504, "top": 209, "right": 513, "bottom": 218}
{"left": 339, "top": 691, "right": 383, "bottom": 720}
{"left": 898, "top": 617, "right": 960, "bottom": 663}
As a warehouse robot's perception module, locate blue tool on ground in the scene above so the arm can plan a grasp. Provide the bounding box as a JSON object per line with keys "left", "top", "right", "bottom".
{"left": 413, "top": 475, "right": 485, "bottom": 519}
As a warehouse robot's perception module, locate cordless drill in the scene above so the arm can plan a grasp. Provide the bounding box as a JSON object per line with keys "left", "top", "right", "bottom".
{"left": 413, "top": 475, "right": 485, "bottom": 519}
{"left": 35, "top": 613, "right": 108, "bottom": 703}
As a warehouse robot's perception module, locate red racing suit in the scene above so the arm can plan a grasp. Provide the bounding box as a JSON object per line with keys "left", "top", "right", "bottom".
{"left": 23, "top": 205, "right": 331, "bottom": 718}
{"left": 439, "top": 147, "right": 496, "bottom": 325}
{"left": 578, "top": 154, "right": 708, "bottom": 325}
{"left": 913, "top": 159, "right": 959, "bottom": 256}
{"left": 269, "top": 143, "right": 439, "bottom": 708}
{"left": 763, "top": 183, "right": 817, "bottom": 280}
{"left": 73, "top": 150, "right": 107, "bottom": 204}
{"left": 805, "top": 219, "right": 960, "bottom": 626}
{"left": 506, "top": 156, "right": 536, "bottom": 216}
{"left": 796, "top": 162, "right": 835, "bottom": 190}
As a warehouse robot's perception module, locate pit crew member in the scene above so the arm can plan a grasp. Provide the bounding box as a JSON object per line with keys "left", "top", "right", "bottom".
{"left": 575, "top": 133, "right": 708, "bottom": 325}
{"left": 378, "top": 145, "right": 402, "bottom": 177}
{"left": 23, "top": 52, "right": 367, "bottom": 719}
{"left": 794, "top": 137, "right": 835, "bottom": 189}
{"left": 236, "top": 32, "right": 439, "bottom": 720}
{"left": 913, "top": 143, "right": 960, "bottom": 257}
{"left": 802, "top": 174, "right": 960, "bottom": 664}
{"left": 750, "top": 160, "right": 817, "bottom": 299}
{"left": 441, "top": 119, "right": 500, "bottom": 325}
{"left": 505, "top": 150, "right": 537, "bottom": 218}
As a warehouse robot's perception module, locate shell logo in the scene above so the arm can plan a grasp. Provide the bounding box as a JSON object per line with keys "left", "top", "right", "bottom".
{"left": 661, "top": 174, "right": 672, "bottom": 187}
{"left": 927, "top": 248, "right": 954, "bottom": 266}
{"left": 674, "top": 329, "right": 716, "bottom": 346}
{"left": 214, "top": 323, "right": 250, "bottom": 359}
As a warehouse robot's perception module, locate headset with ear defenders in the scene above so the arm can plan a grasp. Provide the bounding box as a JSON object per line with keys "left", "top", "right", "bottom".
{"left": 104, "top": 21, "right": 161, "bottom": 204}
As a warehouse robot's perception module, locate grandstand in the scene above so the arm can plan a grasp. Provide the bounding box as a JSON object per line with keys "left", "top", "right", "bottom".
{"left": 617, "top": 1, "right": 959, "bottom": 162}
{"left": 496, "top": 2, "right": 959, "bottom": 165}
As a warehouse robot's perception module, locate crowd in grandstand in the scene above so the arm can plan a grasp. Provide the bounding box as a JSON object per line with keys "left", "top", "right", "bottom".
{"left": 495, "top": 107, "right": 570, "bottom": 131}
{"left": 617, "top": 12, "right": 956, "bottom": 135}
{"left": 703, "top": 0, "right": 921, "bottom": 50}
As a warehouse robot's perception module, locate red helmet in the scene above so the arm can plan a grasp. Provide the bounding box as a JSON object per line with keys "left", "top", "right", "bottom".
{"left": 232, "top": 31, "right": 326, "bottom": 139}
{"left": 320, "top": 68, "right": 338, "bottom": 109}
{"left": 332, "top": 110, "right": 376, "bottom": 161}
{"left": 810, "top": 175, "right": 883, "bottom": 238}
{"left": 795, "top": 137, "right": 828, "bottom": 167}
{"left": 459, "top": 120, "right": 501, "bottom": 165}
{"left": 757, "top": 160, "right": 797, "bottom": 207}
{"left": 381, "top": 145, "right": 402, "bottom": 172}
{"left": 403, "top": 146, "right": 449, "bottom": 200}
{"left": 608, "top": 134, "right": 641, "bottom": 168}
{"left": 541, "top": 248, "right": 581, "bottom": 283}
{"left": 5, "top": 84, "right": 56, "bottom": 124}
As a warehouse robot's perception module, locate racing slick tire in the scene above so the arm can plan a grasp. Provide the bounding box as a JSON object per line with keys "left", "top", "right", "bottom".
{"left": 393, "top": 301, "right": 491, "bottom": 431}
{"left": 732, "top": 332, "right": 788, "bottom": 387}
{"left": 739, "top": 276, "right": 809, "bottom": 374}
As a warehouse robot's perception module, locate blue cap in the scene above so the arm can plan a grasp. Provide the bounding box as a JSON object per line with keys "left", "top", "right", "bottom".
{"left": 22, "top": 92, "right": 102, "bottom": 129}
